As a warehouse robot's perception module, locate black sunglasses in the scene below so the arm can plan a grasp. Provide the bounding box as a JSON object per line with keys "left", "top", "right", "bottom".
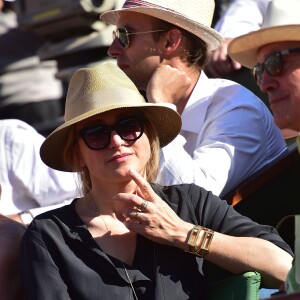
{"left": 113, "top": 26, "right": 166, "bottom": 48}
{"left": 253, "top": 47, "right": 300, "bottom": 83}
{"left": 78, "top": 117, "right": 144, "bottom": 150}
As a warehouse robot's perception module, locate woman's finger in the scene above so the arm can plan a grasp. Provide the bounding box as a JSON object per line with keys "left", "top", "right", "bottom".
{"left": 128, "top": 169, "right": 157, "bottom": 202}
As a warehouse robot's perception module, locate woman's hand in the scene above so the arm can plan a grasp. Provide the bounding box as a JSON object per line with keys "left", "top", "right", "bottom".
{"left": 113, "top": 169, "right": 192, "bottom": 249}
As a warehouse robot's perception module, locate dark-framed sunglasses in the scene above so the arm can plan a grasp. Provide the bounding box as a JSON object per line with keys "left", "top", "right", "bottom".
{"left": 113, "top": 26, "right": 166, "bottom": 48}
{"left": 78, "top": 117, "right": 145, "bottom": 150}
{"left": 253, "top": 47, "right": 300, "bottom": 83}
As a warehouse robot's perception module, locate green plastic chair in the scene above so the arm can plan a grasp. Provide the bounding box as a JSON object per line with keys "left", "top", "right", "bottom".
{"left": 209, "top": 271, "right": 261, "bottom": 300}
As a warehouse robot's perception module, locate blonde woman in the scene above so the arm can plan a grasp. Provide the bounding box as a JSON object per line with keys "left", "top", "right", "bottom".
{"left": 20, "top": 62, "right": 292, "bottom": 300}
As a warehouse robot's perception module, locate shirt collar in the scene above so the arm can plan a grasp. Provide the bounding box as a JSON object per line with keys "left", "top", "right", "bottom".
{"left": 181, "top": 72, "right": 213, "bottom": 133}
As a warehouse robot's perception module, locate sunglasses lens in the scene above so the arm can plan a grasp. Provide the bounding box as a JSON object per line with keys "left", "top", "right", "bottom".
{"left": 116, "top": 27, "right": 129, "bottom": 48}
{"left": 116, "top": 118, "right": 144, "bottom": 141}
{"left": 81, "top": 126, "right": 110, "bottom": 150}
{"left": 79, "top": 118, "right": 144, "bottom": 150}
{"left": 253, "top": 65, "right": 263, "bottom": 82}
{"left": 265, "top": 53, "right": 282, "bottom": 76}
{"left": 253, "top": 52, "right": 283, "bottom": 83}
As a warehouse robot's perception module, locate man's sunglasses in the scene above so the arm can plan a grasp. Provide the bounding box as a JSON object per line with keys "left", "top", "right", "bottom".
{"left": 78, "top": 117, "right": 144, "bottom": 150}
{"left": 113, "top": 26, "right": 166, "bottom": 48}
{"left": 253, "top": 47, "right": 300, "bottom": 83}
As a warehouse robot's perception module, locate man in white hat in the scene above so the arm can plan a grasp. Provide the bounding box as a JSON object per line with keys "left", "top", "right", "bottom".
{"left": 228, "top": 0, "right": 300, "bottom": 293}
{"left": 101, "top": 0, "right": 287, "bottom": 198}
{"left": 228, "top": 0, "right": 300, "bottom": 135}
{"left": 208, "top": 0, "right": 271, "bottom": 79}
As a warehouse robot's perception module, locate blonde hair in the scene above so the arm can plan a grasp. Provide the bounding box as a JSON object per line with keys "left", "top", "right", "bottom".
{"left": 63, "top": 113, "right": 160, "bottom": 196}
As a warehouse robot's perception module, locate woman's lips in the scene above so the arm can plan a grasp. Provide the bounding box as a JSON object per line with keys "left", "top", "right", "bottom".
{"left": 108, "top": 153, "right": 132, "bottom": 163}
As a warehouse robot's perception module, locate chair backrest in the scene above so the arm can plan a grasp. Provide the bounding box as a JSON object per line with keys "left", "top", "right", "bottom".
{"left": 209, "top": 271, "right": 261, "bottom": 300}
{"left": 223, "top": 142, "right": 300, "bottom": 252}
{"left": 225, "top": 142, "right": 299, "bottom": 206}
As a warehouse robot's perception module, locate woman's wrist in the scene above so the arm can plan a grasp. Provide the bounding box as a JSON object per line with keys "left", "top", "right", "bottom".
{"left": 172, "top": 222, "right": 195, "bottom": 250}
{"left": 185, "top": 225, "right": 215, "bottom": 257}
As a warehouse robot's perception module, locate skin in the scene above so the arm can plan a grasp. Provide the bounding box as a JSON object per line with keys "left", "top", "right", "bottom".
{"left": 74, "top": 109, "right": 292, "bottom": 288}
{"left": 256, "top": 41, "right": 300, "bottom": 131}
{"left": 205, "top": 38, "right": 242, "bottom": 77}
{"left": 108, "top": 12, "right": 198, "bottom": 115}
{"left": 6, "top": 213, "right": 22, "bottom": 224}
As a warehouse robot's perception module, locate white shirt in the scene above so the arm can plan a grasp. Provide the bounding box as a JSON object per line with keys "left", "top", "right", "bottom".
{"left": 157, "top": 72, "right": 287, "bottom": 197}
{"left": 214, "top": 0, "right": 271, "bottom": 38}
{"left": 0, "top": 119, "right": 78, "bottom": 216}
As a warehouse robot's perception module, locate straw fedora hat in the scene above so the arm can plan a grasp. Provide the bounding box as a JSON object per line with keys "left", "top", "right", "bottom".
{"left": 100, "top": 0, "right": 224, "bottom": 51}
{"left": 40, "top": 62, "right": 182, "bottom": 171}
{"left": 228, "top": 0, "right": 300, "bottom": 68}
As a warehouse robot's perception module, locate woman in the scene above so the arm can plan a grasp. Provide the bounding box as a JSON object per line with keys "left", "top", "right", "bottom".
{"left": 20, "top": 62, "right": 293, "bottom": 299}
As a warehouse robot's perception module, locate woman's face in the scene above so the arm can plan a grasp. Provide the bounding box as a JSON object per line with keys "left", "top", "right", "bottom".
{"left": 76, "top": 110, "right": 151, "bottom": 186}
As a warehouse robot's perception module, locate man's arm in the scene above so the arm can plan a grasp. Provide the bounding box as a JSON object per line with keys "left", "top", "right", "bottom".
{"left": 0, "top": 215, "right": 26, "bottom": 299}
{"left": 1, "top": 120, "right": 78, "bottom": 224}
{"left": 206, "top": 0, "right": 271, "bottom": 77}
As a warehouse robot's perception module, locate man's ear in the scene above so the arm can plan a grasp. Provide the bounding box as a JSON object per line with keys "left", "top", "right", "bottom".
{"left": 164, "top": 28, "right": 182, "bottom": 51}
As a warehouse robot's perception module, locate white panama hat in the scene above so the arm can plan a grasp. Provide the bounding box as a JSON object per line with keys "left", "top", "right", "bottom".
{"left": 40, "top": 62, "right": 182, "bottom": 171}
{"left": 101, "top": 0, "right": 224, "bottom": 51}
{"left": 228, "top": 0, "right": 300, "bottom": 68}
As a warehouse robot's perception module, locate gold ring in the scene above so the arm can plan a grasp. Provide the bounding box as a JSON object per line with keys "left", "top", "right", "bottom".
{"left": 139, "top": 200, "right": 148, "bottom": 211}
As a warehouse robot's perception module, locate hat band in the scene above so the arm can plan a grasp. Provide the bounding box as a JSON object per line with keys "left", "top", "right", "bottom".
{"left": 124, "top": 0, "right": 163, "bottom": 9}
{"left": 65, "top": 87, "right": 145, "bottom": 122}
{"left": 123, "top": 0, "right": 178, "bottom": 14}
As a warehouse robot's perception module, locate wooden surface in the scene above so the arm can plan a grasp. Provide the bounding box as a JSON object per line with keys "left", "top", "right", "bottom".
{"left": 223, "top": 142, "right": 300, "bottom": 252}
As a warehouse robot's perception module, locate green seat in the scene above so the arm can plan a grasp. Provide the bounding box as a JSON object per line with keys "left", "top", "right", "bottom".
{"left": 209, "top": 271, "right": 261, "bottom": 300}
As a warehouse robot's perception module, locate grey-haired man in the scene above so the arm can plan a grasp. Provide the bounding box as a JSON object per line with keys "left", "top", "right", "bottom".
{"left": 229, "top": 0, "right": 300, "bottom": 134}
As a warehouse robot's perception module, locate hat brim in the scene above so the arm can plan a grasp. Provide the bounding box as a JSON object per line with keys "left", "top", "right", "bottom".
{"left": 40, "top": 104, "right": 181, "bottom": 171}
{"left": 228, "top": 25, "right": 300, "bottom": 68}
{"left": 101, "top": 7, "right": 224, "bottom": 51}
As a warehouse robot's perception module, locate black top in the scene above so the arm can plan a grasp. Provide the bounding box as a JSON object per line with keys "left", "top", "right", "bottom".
{"left": 21, "top": 184, "right": 292, "bottom": 300}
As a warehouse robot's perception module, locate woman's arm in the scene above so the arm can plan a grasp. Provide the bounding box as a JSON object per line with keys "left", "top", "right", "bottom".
{"left": 204, "top": 232, "right": 292, "bottom": 287}
{"left": 115, "top": 169, "right": 293, "bottom": 289}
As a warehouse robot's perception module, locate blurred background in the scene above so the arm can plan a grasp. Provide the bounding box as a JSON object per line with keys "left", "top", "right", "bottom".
{"left": 0, "top": 0, "right": 125, "bottom": 136}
